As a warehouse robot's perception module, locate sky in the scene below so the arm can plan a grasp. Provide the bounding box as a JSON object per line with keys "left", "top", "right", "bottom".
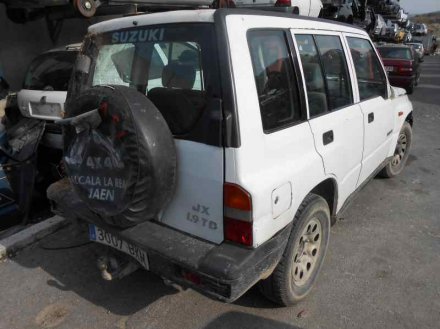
{"left": 399, "top": 0, "right": 440, "bottom": 15}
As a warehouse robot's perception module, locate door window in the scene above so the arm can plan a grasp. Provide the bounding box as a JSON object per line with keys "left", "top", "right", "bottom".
{"left": 295, "top": 34, "right": 353, "bottom": 117}
{"left": 346, "top": 37, "right": 387, "bottom": 101}
{"left": 248, "top": 30, "right": 302, "bottom": 132}
{"left": 314, "top": 35, "right": 353, "bottom": 110}
{"left": 295, "top": 34, "right": 327, "bottom": 117}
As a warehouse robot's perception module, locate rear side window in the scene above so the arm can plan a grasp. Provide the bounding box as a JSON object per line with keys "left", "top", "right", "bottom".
{"left": 295, "top": 34, "right": 353, "bottom": 117}
{"left": 24, "top": 51, "right": 77, "bottom": 91}
{"left": 347, "top": 37, "right": 387, "bottom": 101}
{"left": 248, "top": 30, "right": 302, "bottom": 132}
{"left": 314, "top": 35, "right": 353, "bottom": 110}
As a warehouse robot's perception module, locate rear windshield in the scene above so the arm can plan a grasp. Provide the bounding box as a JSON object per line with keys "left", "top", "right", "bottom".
{"left": 378, "top": 47, "right": 412, "bottom": 60}
{"left": 79, "top": 24, "right": 221, "bottom": 140}
{"left": 24, "top": 51, "right": 77, "bottom": 91}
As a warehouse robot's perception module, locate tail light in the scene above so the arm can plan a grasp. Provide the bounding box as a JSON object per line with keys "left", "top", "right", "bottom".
{"left": 398, "top": 66, "right": 413, "bottom": 75}
{"left": 224, "top": 183, "right": 253, "bottom": 247}
{"left": 275, "top": 0, "right": 292, "bottom": 6}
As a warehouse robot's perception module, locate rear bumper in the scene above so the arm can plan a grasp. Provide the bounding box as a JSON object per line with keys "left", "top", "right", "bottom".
{"left": 388, "top": 75, "right": 414, "bottom": 89}
{"left": 47, "top": 179, "right": 290, "bottom": 302}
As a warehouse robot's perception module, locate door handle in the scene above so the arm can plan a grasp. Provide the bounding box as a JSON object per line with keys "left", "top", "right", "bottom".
{"left": 323, "top": 130, "right": 334, "bottom": 146}
{"left": 368, "top": 112, "right": 374, "bottom": 123}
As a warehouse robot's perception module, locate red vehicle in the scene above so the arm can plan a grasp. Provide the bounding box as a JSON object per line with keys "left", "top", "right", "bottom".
{"left": 377, "top": 44, "right": 421, "bottom": 94}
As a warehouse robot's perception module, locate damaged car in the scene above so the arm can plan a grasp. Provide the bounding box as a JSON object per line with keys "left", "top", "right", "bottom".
{"left": 48, "top": 6, "right": 414, "bottom": 306}
{"left": 17, "top": 44, "right": 80, "bottom": 150}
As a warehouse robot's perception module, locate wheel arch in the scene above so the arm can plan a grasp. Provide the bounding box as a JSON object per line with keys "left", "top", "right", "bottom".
{"left": 405, "top": 111, "right": 413, "bottom": 127}
{"left": 309, "top": 178, "right": 338, "bottom": 225}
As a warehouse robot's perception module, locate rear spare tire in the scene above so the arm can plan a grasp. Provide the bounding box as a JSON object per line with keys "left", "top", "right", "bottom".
{"left": 63, "top": 85, "right": 176, "bottom": 227}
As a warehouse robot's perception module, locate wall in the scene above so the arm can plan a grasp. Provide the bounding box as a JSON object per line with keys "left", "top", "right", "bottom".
{"left": 0, "top": 5, "right": 107, "bottom": 91}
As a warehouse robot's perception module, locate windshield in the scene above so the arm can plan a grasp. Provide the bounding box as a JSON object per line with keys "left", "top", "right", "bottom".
{"left": 24, "top": 51, "right": 77, "bottom": 91}
{"left": 70, "top": 23, "right": 221, "bottom": 140}
{"left": 378, "top": 47, "right": 412, "bottom": 60}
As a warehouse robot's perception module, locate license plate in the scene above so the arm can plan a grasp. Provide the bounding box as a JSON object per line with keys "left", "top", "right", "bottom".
{"left": 89, "top": 225, "right": 149, "bottom": 269}
{"left": 385, "top": 66, "right": 394, "bottom": 72}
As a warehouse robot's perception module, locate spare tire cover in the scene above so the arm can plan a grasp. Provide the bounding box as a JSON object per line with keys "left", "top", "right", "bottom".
{"left": 63, "top": 85, "right": 176, "bottom": 226}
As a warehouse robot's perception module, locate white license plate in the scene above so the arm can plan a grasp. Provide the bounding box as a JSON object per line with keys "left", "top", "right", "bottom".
{"left": 385, "top": 66, "right": 394, "bottom": 72}
{"left": 89, "top": 225, "right": 149, "bottom": 269}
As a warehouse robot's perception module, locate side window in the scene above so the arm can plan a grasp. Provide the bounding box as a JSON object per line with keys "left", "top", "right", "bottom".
{"left": 314, "top": 35, "right": 353, "bottom": 110}
{"left": 248, "top": 30, "right": 302, "bottom": 132}
{"left": 347, "top": 37, "right": 387, "bottom": 101}
{"left": 295, "top": 35, "right": 327, "bottom": 117}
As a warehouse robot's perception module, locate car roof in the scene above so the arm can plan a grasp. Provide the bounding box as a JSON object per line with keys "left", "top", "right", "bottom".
{"left": 88, "top": 8, "right": 367, "bottom": 36}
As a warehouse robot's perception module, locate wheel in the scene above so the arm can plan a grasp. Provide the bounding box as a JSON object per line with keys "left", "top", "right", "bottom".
{"left": 73, "top": 0, "right": 97, "bottom": 18}
{"left": 63, "top": 86, "right": 176, "bottom": 227}
{"left": 379, "top": 122, "right": 412, "bottom": 178}
{"left": 406, "top": 80, "right": 415, "bottom": 94}
{"left": 259, "top": 194, "right": 330, "bottom": 306}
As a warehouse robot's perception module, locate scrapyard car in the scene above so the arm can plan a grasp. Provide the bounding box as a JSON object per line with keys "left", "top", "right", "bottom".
{"left": 48, "top": 7, "right": 414, "bottom": 306}
{"left": 17, "top": 44, "right": 80, "bottom": 149}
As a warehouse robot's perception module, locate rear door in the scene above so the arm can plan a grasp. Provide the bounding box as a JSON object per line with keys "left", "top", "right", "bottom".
{"left": 345, "top": 35, "right": 394, "bottom": 184}
{"left": 89, "top": 24, "right": 225, "bottom": 244}
{"left": 292, "top": 31, "right": 364, "bottom": 208}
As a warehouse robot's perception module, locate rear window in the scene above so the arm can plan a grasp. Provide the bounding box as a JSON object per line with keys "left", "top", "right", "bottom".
{"left": 24, "top": 51, "right": 77, "bottom": 91}
{"left": 378, "top": 47, "right": 412, "bottom": 60}
{"left": 79, "top": 23, "right": 221, "bottom": 145}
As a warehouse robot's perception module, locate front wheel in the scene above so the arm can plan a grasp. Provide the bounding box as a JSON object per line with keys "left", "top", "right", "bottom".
{"left": 379, "top": 122, "right": 412, "bottom": 178}
{"left": 259, "top": 194, "right": 330, "bottom": 306}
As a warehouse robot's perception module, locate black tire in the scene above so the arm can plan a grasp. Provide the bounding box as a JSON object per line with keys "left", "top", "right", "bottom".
{"left": 63, "top": 85, "right": 176, "bottom": 227}
{"left": 259, "top": 194, "right": 330, "bottom": 306}
{"left": 379, "top": 122, "right": 412, "bottom": 178}
{"left": 406, "top": 80, "right": 415, "bottom": 94}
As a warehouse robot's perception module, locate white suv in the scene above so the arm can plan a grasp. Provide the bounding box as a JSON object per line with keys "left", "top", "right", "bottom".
{"left": 48, "top": 8, "right": 414, "bottom": 306}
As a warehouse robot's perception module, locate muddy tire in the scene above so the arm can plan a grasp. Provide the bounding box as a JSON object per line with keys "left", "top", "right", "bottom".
{"left": 259, "top": 194, "right": 330, "bottom": 306}
{"left": 63, "top": 85, "right": 176, "bottom": 227}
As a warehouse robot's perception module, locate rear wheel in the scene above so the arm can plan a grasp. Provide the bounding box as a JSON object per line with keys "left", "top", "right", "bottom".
{"left": 379, "top": 122, "right": 412, "bottom": 178}
{"left": 259, "top": 194, "right": 330, "bottom": 306}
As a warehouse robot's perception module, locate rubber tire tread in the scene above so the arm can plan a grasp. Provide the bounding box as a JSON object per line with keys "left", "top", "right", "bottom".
{"left": 259, "top": 193, "right": 330, "bottom": 306}
{"left": 379, "top": 121, "right": 412, "bottom": 178}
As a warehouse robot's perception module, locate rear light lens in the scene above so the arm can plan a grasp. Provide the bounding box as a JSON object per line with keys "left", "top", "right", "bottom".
{"left": 224, "top": 217, "right": 253, "bottom": 246}
{"left": 224, "top": 183, "right": 253, "bottom": 246}
{"left": 224, "top": 183, "right": 251, "bottom": 211}
{"left": 399, "top": 67, "right": 413, "bottom": 72}
{"left": 275, "top": 0, "right": 292, "bottom": 6}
